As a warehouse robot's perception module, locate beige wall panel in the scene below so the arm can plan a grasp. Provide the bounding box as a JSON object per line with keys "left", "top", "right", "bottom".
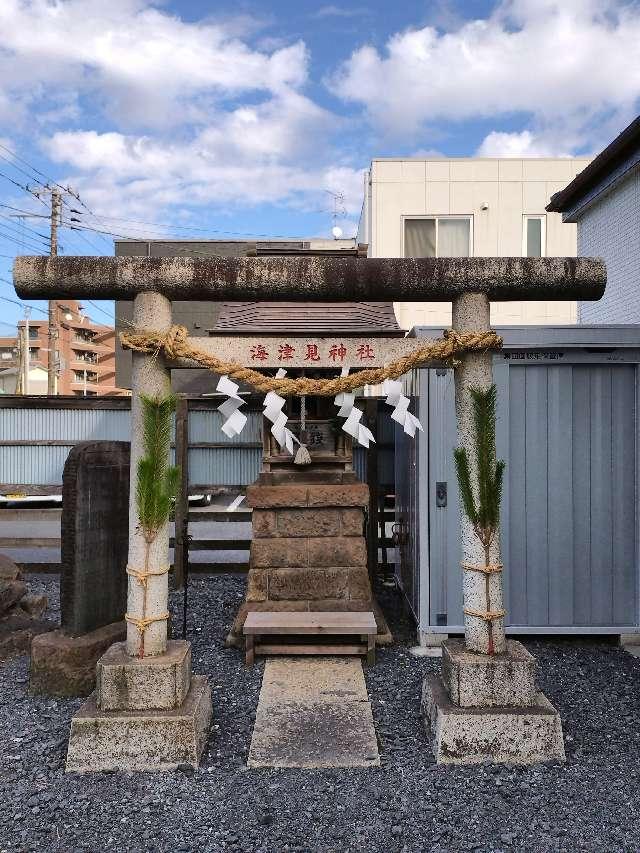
{"left": 426, "top": 182, "right": 450, "bottom": 215}
{"left": 473, "top": 160, "right": 499, "bottom": 181}
{"left": 449, "top": 160, "right": 476, "bottom": 182}
{"left": 376, "top": 182, "right": 426, "bottom": 257}
{"left": 394, "top": 302, "right": 452, "bottom": 331}
{"left": 498, "top": 159, "right": 523, "bottom": 181}
{"left": 497, "top": 182, "right": 523, "bottom": 255}
{"left": 546, "top": 213, "right": 577, "bottom": 256}
{"left": 473, "top": 183, "right": 500, "bottom": 255}
{"left": 491, "top": 300, "right": 576, "bottom": 326}
{"left": 523, "top": 159, "right": 572, "bottom": 182}
{"left": 571, "top": 158, "right": 591, "bottom": 176}
{"left": 425, "top": 160, "right": 450, "bottom": 181}
{"left": 449, "top": 181, "right": 474, "bottom": 214}
{"left": 401, "top": 161, "right": 426, "bottom": 181}
{"left": 522, "top": 181, "right": 548, "bottom": 213}
{"left": 373, "top": 161, "right": 403, "bottom": 181}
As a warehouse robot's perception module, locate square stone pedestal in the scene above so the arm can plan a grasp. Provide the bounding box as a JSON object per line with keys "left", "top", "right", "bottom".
{"left": 442, "top": 638, "right": 537, "bottom": 707}
{"left": 65, "top": 640, "right": 212, "bottom": 772}
{"left": 97, "top": 640, "right": 191, "bottom": 710}
{"left": 422, "top": 675, "right": 565, "bottom": 765}
{"left": 423, "top": 639, "right": 565, "bottom": 765}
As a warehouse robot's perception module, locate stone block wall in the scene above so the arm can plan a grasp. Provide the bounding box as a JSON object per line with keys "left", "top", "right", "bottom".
{"left": 246, "top": 484, "right": 370, "bottom": 610}
{"left": 227, "top": 480, "right": 393, "bottom": 644}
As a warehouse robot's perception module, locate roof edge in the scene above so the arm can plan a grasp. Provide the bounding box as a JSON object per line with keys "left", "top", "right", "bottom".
{"left": 547, "top": 116, "right": 640, "bottom": 213}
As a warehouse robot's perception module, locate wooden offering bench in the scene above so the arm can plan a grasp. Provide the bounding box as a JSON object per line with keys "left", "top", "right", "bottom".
{"left": 243, "top": 611, "right": 377, "bottom": 666}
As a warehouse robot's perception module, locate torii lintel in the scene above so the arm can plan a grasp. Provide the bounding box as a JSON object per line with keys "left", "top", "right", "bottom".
{"left": 13, "top": 255, "right": 606, "bottom": 302}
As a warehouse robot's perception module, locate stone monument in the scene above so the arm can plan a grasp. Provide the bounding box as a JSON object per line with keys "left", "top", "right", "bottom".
{"left": 29, "top": 442, "right": 129, "bottom": 697}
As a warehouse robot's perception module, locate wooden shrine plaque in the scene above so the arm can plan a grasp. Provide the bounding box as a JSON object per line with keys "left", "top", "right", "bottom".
{"left": 172, "top": 336, "right": 421, "bottom": 369}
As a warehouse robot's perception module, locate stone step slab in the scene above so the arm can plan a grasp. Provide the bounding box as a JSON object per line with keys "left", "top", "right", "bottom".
{"left": 248, "top": 657, "right": 380, "bottom": 769}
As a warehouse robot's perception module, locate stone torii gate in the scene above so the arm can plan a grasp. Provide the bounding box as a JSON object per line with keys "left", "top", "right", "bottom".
{"left": 15, "top": 254, "right": 605, "bottom": 770}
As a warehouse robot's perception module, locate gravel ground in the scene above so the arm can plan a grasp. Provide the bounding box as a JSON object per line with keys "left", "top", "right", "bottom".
{"left": 1, "top": 573, "right": 640, "bottom": 853}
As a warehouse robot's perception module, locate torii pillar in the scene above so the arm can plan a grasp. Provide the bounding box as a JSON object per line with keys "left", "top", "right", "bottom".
{"left": 14, "top": 254, "right": 606, "bottom": 770}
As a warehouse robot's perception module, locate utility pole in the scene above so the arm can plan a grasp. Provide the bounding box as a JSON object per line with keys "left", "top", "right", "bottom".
{"left": 16, "top": 306, "right": 31, "bottom": 395}
{"left": 47, "top": 189, "right": 61, "bottom": 395}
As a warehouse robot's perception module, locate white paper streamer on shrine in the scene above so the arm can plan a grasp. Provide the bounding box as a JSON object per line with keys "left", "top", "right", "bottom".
{"left": 333, "top": 367, "right": 376, "bottom": 449}
{"left": 263, "top": 368, "right": 299, "bottom": 456}
{"left": 383, "top": 379, "right": 423, "bottom": 437}
{"left": 217, "top": 375, "right": 247, "bottom": 438}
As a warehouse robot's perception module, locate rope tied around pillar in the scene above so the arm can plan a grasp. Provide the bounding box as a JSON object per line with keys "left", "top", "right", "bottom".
{"left": 463, "top": 607, "right": 506, "bottom": 622}
{"left": 120, "top": 324, "right": 503, "bottom": 396}
{"left": 126, "top": 564, "right": 171, "bottom": 590}
{"left": 125, "top": 612, "right": 171, "bottom": 634}
{"left": 461, "top": 562, "right": 503, "bottom": 575}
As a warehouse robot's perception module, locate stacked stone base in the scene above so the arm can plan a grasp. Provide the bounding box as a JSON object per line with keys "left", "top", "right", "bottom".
{"left": 422, "top": 639, "right": 565, "bottom": 765}
{"left": 228, "top": 477, "right": 392, "bottom": 646}
{"left": 66, "top": 640, "right": 212, "bottom": 772}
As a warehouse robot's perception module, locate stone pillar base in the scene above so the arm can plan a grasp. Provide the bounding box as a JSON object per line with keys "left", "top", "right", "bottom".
{"left": 422, "top": 675, "right": 565, "bottom": 765}
{"left": 442, "top": 638, "right": 537, "bottom": 707}
{"left": 65, "top": 639, "right": 212, "bottom": 772}
{"left": 29, "top": 622, "right": 126, "bottom": 698}
{"left": 66, "top": 676, "right": 212, "bottom": 772}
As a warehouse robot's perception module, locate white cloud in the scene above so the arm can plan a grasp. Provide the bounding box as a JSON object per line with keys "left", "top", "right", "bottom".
{"left": 313, "top": 5, "right": 368, "bottom": 18}
{"left": 330, "top": 0, "right": 640, "bottom": 152}
{"left": 0, "top": 1, "right": 363, "bottom": 231}
{"left": 43, "top": 115, "right": 365, "bottom": 226}
{"left": 476, "top": 130, "right": 572, "bottom": 157}
{"left": 0, "top": 0, "right": 309, "bottom": 129}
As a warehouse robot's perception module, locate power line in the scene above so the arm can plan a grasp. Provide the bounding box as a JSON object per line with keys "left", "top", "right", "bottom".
{"left": 0, "top": 141, "right": 71, "bottom": 196}
{"left": 0, "top": 202, "right": 46, "bottom": 217}
{"left": 0, "top": 170, "right": 48, "bottom": 207}
{"left": 0, "top": 226, "right": 47, "bottom": 255}
{"left": 85, "top": 299, "right": 114, "bottom": 321}
{"left": 0, "top": 212, "right": 50, "bottom": 243}
{"left": 0, "top": 292, "right": 49, "bottom": 317}
{"left": 0, "top": 151, "right": 43, "bottom": 186}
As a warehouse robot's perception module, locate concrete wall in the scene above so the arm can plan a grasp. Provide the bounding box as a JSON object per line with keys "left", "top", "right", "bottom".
{"left": 577, "top": 167, "right": 640, "bottom": 323}
{"left": 361, "top": 157, "right": 591, "bottom": 330}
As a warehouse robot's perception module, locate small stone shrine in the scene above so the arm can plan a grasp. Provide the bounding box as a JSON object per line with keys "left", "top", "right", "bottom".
{"left": 212, "top": 298, "right": 400, "bottom": 646}
{"left": 29, "top": 442, "right": 129, "bottom": 697}
{"left": 229, "top": 432, "right": 392, "bottom": 646}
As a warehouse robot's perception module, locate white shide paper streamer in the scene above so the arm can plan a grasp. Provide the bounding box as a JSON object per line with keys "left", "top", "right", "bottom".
{"left": 262, "top": 368, "right": 299, "bottom": 456}
{"left": 333, "top": 367, "right": 376, "bottom": 449}
{"left": 216, "top": 375, "right": 247, "bottom": 438}
{"left": 382, "top": 379, "right": 423, "bottom": 437}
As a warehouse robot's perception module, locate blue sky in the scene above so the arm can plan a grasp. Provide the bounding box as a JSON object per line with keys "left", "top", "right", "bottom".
{"left": 1, "top": 0, "right": 639, "bottom": 328}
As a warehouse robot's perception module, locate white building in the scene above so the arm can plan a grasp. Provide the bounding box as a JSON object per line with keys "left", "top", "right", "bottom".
{"left": 358, "top": 156, "right": 592, "bottom": 330}
{"left": 547, "top": 115, "right": 640, "bottom": 324}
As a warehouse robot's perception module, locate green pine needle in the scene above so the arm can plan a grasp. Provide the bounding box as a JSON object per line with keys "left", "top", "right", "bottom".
{"left": 453, "top": 384, "right": 505, "bottom": 550}
{"left": 136, "top": 394, "right": 180, "bottom": 542}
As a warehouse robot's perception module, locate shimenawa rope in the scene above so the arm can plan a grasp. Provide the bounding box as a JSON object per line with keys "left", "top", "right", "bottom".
{"left": 120, "top": 325, "right": 503, "bottom": 396}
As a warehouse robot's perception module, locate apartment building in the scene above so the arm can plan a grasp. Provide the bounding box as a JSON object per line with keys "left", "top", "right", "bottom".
{"left": 0, "top": 301, "right": 124, "bottom": 395}
{"left": 358, "top": 156, "right": 592, "bottom": 330}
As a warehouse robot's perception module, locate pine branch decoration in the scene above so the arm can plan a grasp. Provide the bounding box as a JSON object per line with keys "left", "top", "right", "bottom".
{"left": 136, "top": 394, "right": 180, "bottom": 544}
{"left": 453, "top": 384, "right": 505, "bottom": 556}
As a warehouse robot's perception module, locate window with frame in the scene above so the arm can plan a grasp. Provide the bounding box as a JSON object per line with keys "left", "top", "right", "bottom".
{"left": 523, "top": 215, "right": 546, "bottom": 257}
{"left": 404, "top": 217, "right": 472, "bottom": 258}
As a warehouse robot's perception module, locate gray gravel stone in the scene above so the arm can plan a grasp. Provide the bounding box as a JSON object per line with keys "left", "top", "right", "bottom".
{"left": 0, "top": 573, "right": 639, "bottom": 851}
